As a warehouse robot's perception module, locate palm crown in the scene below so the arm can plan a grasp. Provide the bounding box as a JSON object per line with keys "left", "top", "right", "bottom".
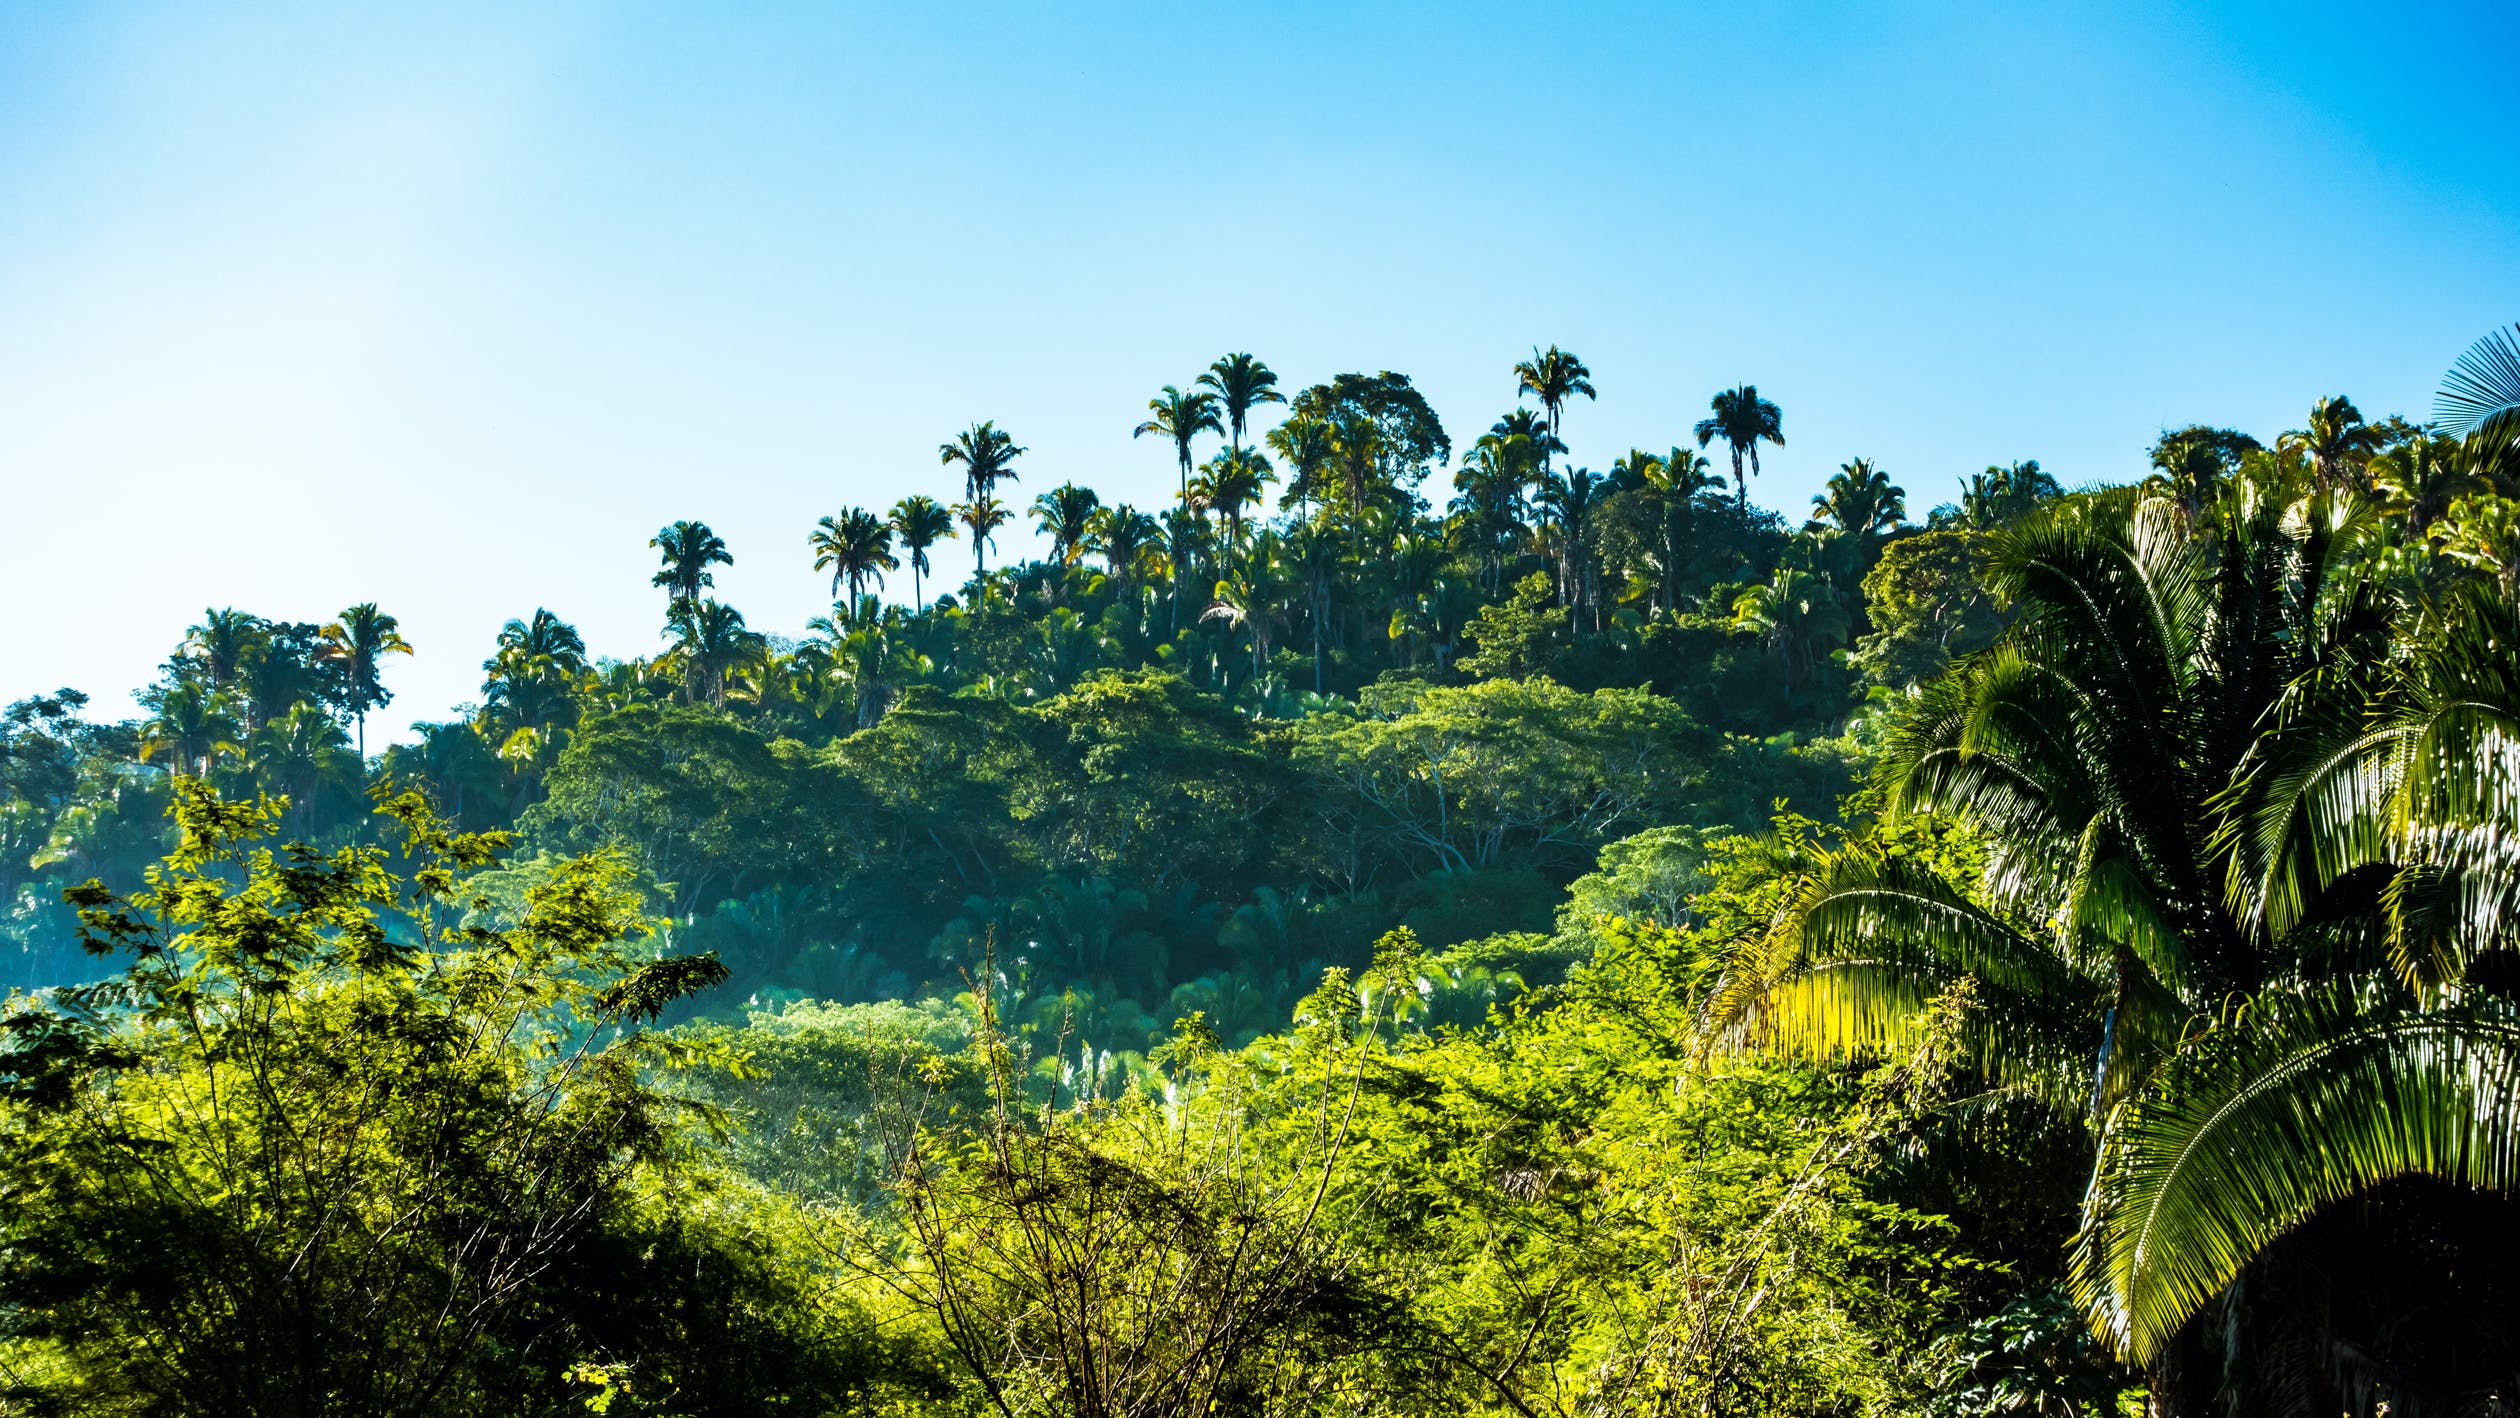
{"left": 940, "top": 422, "right": 1025, "bottom": 503}
{"left": 1694, "top": 385, "right": 1784, "bottom": 508}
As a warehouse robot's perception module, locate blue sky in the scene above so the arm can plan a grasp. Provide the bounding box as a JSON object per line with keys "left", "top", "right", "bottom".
{"left": 3, "top": 1, "right": 2516, "bottom": 734}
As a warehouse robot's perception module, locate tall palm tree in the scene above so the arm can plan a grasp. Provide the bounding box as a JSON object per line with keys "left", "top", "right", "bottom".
{"left": 889, "top": 495, "right": 957, "bottom": 613}
{"left": 1134, "top": 385, "right": 1223, "bottom": 503}
{"left": 1031, "top": 483, "right": 1103, "bottom": 566}
{"left": 1137, "top": 385, "right": 1224, "bottom": 633}
{"left": 1807, "top": 458, "right": 1907, "bottom": 541}
{"left": 1266, "top": 412, "right": 1336, "bottom": 514}
{"left": 1187, "top": 450, "right": 1276, "bottom": 556}
{"left": 810, "top": 508, "right": 899, "bottom": 616}
{"left": 1535, "top": 466, "right": 1603, "bottom": 625}
{"left": 1694, "top": 385, "right": 1785, "bottom": 509}
{"left": 1512, "top": 345, "right": 1595, "bottom": 477}
{"left": 650, "top": 521, "right": 732, "bottom": 616}
{"left": 1197, "top": 353, "right": 1285, "bottom": 456}
{"left": 183, "top": 609, "right": 260, "bottom": 693}
{"left": 316, "top": 603, "right": 412, "bottom": 763}
{"left": 940, "top": 422, "right": 1026, "bottom": 503}
{"left": 481, "top": 609, "right": 586, "bottom": 742}
{"left": 954, "top": 495, "right": 1013, "bottom": 579}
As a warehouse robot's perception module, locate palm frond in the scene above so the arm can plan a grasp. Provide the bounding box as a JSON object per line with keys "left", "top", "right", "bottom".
{"left": 2073, "top": 986, "right": 2520, "bottom": 1364}
{"left": 2435, "top": 324, "right": 2520, "bottom": 442}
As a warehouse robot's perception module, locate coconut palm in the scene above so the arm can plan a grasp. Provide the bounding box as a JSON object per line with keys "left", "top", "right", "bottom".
{"left": 1694, "top": 385, "right": 1785, "bottom": 509}
{"left": 1535, "top": 466, "right": 1604, "bottom": 623}
{"left": 1187, "top": 450, "right": 1276, "bottom": 555}
{"left": 481, "top": 610, "right": 586, "bottom": 742}
{"left": 248, "top": 701, "right": 358, "bottom": 834}
{"left": 2371, "top": 431, "right": 2479, "bottom": 536}
{"left": 650, "top": 521, "right": 732, "bottom": 616}
{"left": 1266, "top": 412, "right": 1337, "bottom": 514}
{"left": 1087, "top": 504, "right": 1164, "bottom": 585}
{"left": 141, "top": 680, "right": 242, "bottom": 777}
{"left": 1197, "top": 353, "right": 1284, "bottom": 456}
{"left": 940, "top": 422, "right": 1026, "bottom": 503}
{"left": 1137, "top": 385, "right": 1224, "bottom": 632}
{"left": 1512, "top": 345, "right": 1594, "bottom": 476}
{"left": 954, "top": 495, "right": 1013, "bottom": 579}
{"left": 1134, "top": 385, "right": 1223, "bottom": 503}
{"left": 1031, "top": 483, "right": 1103, "bottom": 566}
{"left": 316, "top": 603, "right": 412, "bottom": 763}
{"left": 2279, "top": 395, "right": 2380, "bottom": 495}
{"left": 1203, "top": 532, "right": 1297, "bottom": 680}
{"left": 810, "top": 508, "right": 899, "bottom": 615}
{"left": 666, "top": 599, "right": 764, "bottom": 708}
{"left": 1956, "top": 461, "right": 2062, "bottom": 530}
{"left": 1808, "top": 458, "right": 1907, "bottom": 541}
{"left": 183, "top": 609, "right": 261, "bottom": 693}
{"left": 889, "top": 495, "right": 957, "bottom": 612}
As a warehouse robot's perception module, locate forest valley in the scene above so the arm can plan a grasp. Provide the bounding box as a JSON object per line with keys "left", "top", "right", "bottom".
{"left": 5, "top": 331, "right": 2520, "bottom": 1416}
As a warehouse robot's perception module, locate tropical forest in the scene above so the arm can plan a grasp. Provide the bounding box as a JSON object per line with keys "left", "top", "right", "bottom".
{"left": 6, "top": 320, "right": 2520, "bottom": 1417}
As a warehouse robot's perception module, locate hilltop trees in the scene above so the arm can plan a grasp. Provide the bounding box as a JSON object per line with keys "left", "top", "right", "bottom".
{"left": 14, "top": 329, "right": 2520, "bottom": 1418}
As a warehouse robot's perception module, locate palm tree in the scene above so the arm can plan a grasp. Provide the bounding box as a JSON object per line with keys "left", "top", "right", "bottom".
{"left": 650, "top": 521, "right": 732, "bottom": 616}
{"left": 2372, "top": 431, "right": 2477, "bottom": 535}
{"left": 1187, "top": 450, "right": 1276, "bottom": 556}
{"left": 810, "top": 508, "right": 899, "bottom": 616}
{"left": 2280, "top": 395, "right": 2380, "bottom": 495}
{"left": 183, "top": 609, "right": 260, "bottom": 693}
{"left": 1087, "top": 505, "right": 1163, "bottom": 584}
{"left": 1705, "top": 480, "right": 2520, "bottom": 1406}
{"left": 1134, "top": 385, "right": 1224, "bottom": 502}
{"left": 1031, "top": 483, "right": 1103, "bottom": 566}
{"left": 667, "top": 599, "right": 764, "bottom": 708}
{"left": 1956, "top": 460, "right": 2061, "bottom": 529}
{"left": 1197, "top": 353, "right": 1284, "bottom": 456}
{"left": 1137, "top": 385, "right": 1225, "bottom": 633}
{"left": 1694, "top": 385, "right": 1785, "bottom": 509}
{"left": 1807, "top": 458, "right": 1906, "bottom": 541}
{"left": 1535, "top": 466, "right": 1603, "bottom": 625}
{"left": 141, "top": 680, "right": 242, "bottom": 777}
{"left": 954, "top": 494, "right": 1013, "bottom": 579}
{"left": 481, "top": 609, "right": 586, "bottom": 743}
{"left": 1512, "top": 345, "right": 1594, "bottom": 476}
{"left": 248, "top": 701, "right": 357, "bottom": 834}
{"left": 940, "top": 422, "right": 1026, "bottom": 503}
{"left": 316, "top": 603, "right": 412, "bottom": 763}
{"left": 1266, "top": 412, "right": 1336, "bottom": 514}
{"left": 1202, "top": 531, "right": 1297, "bottom": 680}
{"left": 889, "top": 495, "right": 957, "bottom": 612}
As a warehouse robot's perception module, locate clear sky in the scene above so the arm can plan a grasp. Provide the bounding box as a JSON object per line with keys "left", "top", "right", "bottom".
{"left": 4, "top": 1, "right": 2516, "bottom": 735}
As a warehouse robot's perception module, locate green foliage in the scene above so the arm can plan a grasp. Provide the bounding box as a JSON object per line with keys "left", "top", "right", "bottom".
{"left": 0, "top": 784, "right": 943, "bottom": 1414}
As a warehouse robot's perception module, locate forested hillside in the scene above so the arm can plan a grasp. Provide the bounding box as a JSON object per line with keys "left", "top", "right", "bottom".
{"left": 6, "top": 330, "right": 2520, "bottom": 1416}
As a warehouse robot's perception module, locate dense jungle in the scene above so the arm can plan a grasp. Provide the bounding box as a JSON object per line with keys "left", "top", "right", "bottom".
{"left": 6, "top": 328, "right": 2520, "bottom": 1417}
